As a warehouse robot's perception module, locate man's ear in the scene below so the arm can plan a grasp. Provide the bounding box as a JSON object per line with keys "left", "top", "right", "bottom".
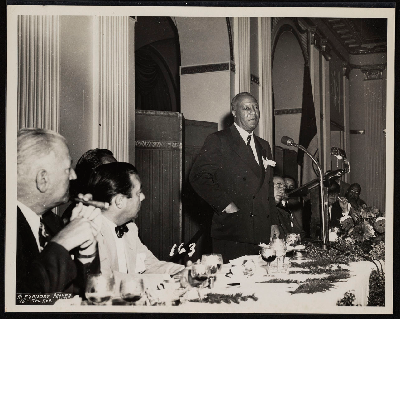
{"left": 114, "top": 194, "right": 127, "bottom": 209}
{"left": 36, "top": 169, "right": 49, "bottom": 193}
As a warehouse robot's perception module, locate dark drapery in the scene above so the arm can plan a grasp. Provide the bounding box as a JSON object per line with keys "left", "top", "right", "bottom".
{"left": 297, "top": 63, "right": 318, "bottom": 166}
{"left": 135, "top": 48, "right": 172, "bottom": 111}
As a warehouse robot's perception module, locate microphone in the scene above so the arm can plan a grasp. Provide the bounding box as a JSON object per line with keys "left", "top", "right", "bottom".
{"left": 331, "top": 147, "right": 346, "bottom": 159}
{"left": 281, "top": 136, "right": 298, "bottom": 147}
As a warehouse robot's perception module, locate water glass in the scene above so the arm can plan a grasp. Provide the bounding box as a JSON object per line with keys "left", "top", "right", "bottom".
{"left": 85, "top": 273, "right": 115, "bottom": 305}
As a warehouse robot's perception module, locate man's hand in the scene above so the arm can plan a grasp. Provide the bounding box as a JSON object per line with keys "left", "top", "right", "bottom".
{"left": 51, "top": 218, "right": 97, "bottom": 252}
{"left": 223, "top": 202, "right": 239, "bottom": 214}
{"left": 70, "top": 200, "right": 102, "bottom": 237}
{"left": 338, "top": 196, "right": 350, "bottom": 214}
{"left": 270, "top": 224, "right": 280, "bottom": 239}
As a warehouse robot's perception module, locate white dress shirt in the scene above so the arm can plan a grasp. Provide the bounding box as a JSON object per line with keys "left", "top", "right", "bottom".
{"left": 17, "top": 201, "right": 41, "bottom": 251}
{"left": 234, "top": 122, "right": 259, "bottom": 165}
{"left": 102, "top": 215, "right": 128, "bottom": 274}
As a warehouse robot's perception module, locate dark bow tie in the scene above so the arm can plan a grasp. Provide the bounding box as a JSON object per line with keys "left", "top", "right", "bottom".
{"left": 115, "top": 224, "right": 129, "bottom": 238}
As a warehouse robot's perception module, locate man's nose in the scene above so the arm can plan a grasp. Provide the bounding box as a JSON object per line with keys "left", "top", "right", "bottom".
{"left": 70, "top": 168, "right": 77, "bottom": 180}
{"left": 140, "top": 193, "right": 145, "bottom": 201}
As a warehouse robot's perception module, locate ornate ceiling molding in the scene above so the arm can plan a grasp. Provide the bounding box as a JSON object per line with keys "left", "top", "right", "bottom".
{"left": 322, "top": 18, "right": 386, "bottom": 55}
{"left": 349, "top": 63, "right": 386, "bottom": 80}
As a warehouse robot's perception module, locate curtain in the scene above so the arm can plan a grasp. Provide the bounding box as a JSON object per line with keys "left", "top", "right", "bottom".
{"left": 135, "top": 48, "right": 172, "bottom": 112}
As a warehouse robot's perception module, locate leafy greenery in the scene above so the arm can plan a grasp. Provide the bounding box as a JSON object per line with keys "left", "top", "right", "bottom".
{"left": 336, "top": 291, "right": 356, "bottom": 306}
{"left": 291, "top": 279, "right": 335, "bottom": 294}
{"left": 289, "top": 269, "right": 350, "bottom": 294}
{"left": 368, "top": 268, "right": 385, "bottom": 306}
{"left": 189, "top": 292, "right": 258, "bottom": 304}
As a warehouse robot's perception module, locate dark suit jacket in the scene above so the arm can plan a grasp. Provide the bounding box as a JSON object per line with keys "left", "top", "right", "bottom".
{"left": 189, "top": 125, "right": 277, "bottom": 245}
{"left": 329, "top": 201, "right": 344, "bottom": 229}
{"left": 276, "top": 203, "right": 305, "bottom": 239}
{"left": 17, "top": 207, "right": 99, "bottom": 294}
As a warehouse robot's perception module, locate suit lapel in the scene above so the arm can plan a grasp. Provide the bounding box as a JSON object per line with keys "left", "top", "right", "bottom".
{"left": 226, "top": 125, "right": 261, "bottom": 178}
{"left": 17, "top": 207, "right": 39, "bottom": 257}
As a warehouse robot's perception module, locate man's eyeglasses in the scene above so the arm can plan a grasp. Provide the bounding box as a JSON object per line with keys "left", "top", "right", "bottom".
{"left": 274, "top": 183, "right": 285, "bottom": 188}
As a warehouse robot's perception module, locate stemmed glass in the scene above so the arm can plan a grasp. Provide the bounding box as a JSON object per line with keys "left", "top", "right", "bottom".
{"left": 201, "top": 253, "right": 223, "bottom": 288}
{"left": 260, "top": 248, "right": 276, "bottom": 275}
{"left": 120, "top": 276, "right": 145, "bottom": 305}
{"left": 271, "top": 238, "right": 287, "bottom": 272}
{"left": 85, "top": 273, "right": 115, "bottom": 305}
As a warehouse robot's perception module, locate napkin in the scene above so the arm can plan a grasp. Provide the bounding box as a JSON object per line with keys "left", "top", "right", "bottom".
{"left": 229, "top": 255, "right": 261, "bottom": 266}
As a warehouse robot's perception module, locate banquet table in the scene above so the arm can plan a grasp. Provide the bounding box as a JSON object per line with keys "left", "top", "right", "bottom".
{"left": 51, "top": 255, "right": 384, "bottom": 313}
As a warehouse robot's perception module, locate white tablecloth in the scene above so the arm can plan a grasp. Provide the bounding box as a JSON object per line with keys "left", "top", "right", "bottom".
{"left": 53, "top": 257, "right": 385, "bottom": 313}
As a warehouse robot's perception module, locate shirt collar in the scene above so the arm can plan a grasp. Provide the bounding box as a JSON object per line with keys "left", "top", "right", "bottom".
{"left": 234, "top": 122, "right": 253, "bottom": 143}
{"left": 102, "top": 214, "right": 117, "bottom": 228}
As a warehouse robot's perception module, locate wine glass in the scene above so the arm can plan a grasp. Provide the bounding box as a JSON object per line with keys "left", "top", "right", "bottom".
{"left": 85, "top": 273, "right": 115, "bottom": 305}
{"left": 201, "top": 254, "right": 223, "bottom": 275}
{"left": 120, "top": 275, "right": 145, "bottom": 305}
{"left": 271, "top": 238, "right": 287, "bottom": 272}
{"left": 260, "top": 248, "right": 276, "bottom": 275}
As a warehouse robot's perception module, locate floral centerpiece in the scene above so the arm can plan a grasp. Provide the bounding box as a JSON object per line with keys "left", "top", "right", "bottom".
{"left": 335, "top": 204, "right": 385, "bottom": 244}
{"left": 306, "top": 204, "right": 386, "bottom": 306}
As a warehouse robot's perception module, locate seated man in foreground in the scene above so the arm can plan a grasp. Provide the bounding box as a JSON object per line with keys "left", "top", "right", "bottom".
{"left": 87, "top": 162, "right": 185, "bottom": 278}
{"left": 17, "top": 128, "right": 102, "bottom": 295}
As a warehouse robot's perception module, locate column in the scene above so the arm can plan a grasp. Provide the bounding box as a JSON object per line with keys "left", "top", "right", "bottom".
{"left": 343, "top": 64, "right": 351, "bottom": 183}
{"left": 233, "top": 17, "right": 251, "bottom": 94}
{"left": 363, "top": 68, "right": 386, "bottom": 211}
{"left": 257, "top": 17, "right": 273, "bottom": 144}
{"left": 92, "top": 16, "right": 130, "bottom": 162}
{"left": 18, "top": 15, "right": 60, "bottom": 132}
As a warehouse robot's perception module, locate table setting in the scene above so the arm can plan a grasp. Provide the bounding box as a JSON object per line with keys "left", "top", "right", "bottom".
{"left": 50, "top": 231, "right": 381, "bottom": 312}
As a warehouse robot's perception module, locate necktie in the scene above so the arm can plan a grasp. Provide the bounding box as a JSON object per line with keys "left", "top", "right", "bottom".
{"left": 115, "top": 224, "right": 129, "bottom": 238}
{"left": 39, "top": 219, "right": 50, "bottom": 251}
{"left": 246, "top": 134, "right": 252, "bottom": 146}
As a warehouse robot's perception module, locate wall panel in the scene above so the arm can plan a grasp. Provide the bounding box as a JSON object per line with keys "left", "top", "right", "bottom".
{"left": 135, "top": 110, "right": 183, "bottom": 260}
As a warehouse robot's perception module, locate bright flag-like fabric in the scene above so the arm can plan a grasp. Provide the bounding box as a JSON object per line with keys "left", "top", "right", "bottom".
{"left": 298, "top": 64, "right": 319, "bottom": 185}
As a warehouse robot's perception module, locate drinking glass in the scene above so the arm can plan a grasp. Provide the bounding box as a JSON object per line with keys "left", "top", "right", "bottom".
{"left": 85, "top": 273, "right": 115, "bottom": 305}
{"left": 271, "top": 239, "right": 287, "bottom": 272}
{"left": 201, "top": 254, "right": 223, "bottom": 275}
{"left": 260, "top": 248, "right": 276, "bottom": 275}
{"left": 120, "top": 275, "right": 145, "bottom": 304}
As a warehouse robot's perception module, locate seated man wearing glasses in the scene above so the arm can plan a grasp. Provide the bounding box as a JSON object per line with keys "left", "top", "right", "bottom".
{"left": 273, "top": 175, "right": 305, "bottom": 239}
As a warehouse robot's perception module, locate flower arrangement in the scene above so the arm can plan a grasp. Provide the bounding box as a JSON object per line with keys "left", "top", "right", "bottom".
{"left": 330, "top": 204, "right": 385, "bottom": 246}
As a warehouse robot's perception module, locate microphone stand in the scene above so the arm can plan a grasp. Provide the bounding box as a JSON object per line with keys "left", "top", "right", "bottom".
{"left": 295, "top": 144, "right": 329, "bottom": 250}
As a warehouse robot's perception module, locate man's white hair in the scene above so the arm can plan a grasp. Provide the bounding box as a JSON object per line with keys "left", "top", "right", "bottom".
{"left": 17, "top": 128, "right": 67, "bottom": 176}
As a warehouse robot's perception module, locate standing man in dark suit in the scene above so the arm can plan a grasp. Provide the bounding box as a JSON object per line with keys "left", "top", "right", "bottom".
{"left": 17, "top": 128, "right": 103, "bottom": 295}
{"left": 189, "top": 92, "right": 279, "bottom": 263}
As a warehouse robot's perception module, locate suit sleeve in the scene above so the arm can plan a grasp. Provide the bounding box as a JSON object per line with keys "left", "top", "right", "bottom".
{"left": 189, "top": 133, "right": 232, "bottom": 213}
{"left": 20, "top": 242, "right": 100, "bottom": 294}
{"left": 22, "top": 242, "right": 78, "bottom": 294}
{"left": 136, "top": 237, "right": 184, "bottom": 276}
